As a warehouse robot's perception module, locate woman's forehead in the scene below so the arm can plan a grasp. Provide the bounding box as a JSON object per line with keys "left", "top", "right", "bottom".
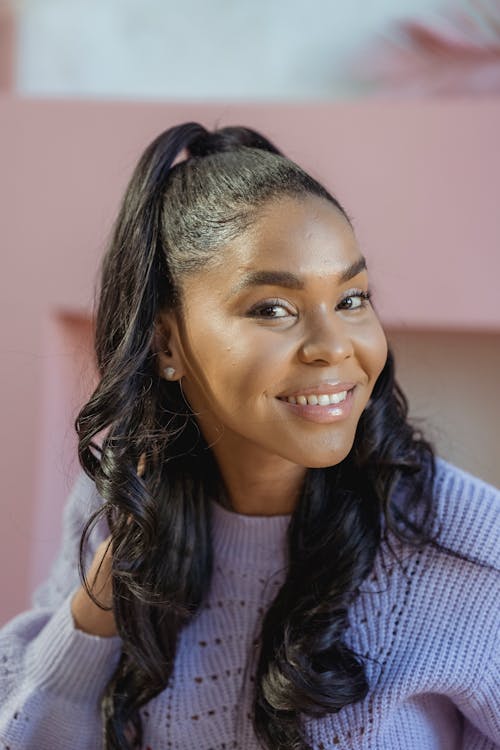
{"left": 174, "top": 195, "right": 363, "bottom": 308}
{"left": 209, "top": 195, "right": 361, "bottom": 284}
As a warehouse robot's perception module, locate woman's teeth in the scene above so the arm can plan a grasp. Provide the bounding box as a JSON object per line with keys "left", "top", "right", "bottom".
{"left": 281, "top": 391, "right": 349, "bottom": 406}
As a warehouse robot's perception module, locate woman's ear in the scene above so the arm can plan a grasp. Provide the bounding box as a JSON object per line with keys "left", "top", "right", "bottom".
{"left": 153, "top": 313, "right": 184, "bottom": 382}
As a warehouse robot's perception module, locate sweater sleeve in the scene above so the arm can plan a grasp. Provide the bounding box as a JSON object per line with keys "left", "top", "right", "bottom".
{"left": 0, "top": 469, "right": 123, "bottom": 750}
{"left": 457, "top": 641, "right": 500, "bottom": 749}
{"left": 430, "top": 459, "right": 500, "bottom": 748}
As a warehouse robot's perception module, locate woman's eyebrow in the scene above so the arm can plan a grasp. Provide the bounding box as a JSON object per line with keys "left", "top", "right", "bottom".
{"left": 230, "top": 256, "right": 367, "bottom": 296}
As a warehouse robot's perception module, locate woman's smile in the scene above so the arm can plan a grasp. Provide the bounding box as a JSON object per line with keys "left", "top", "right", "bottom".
{"left": 275, "top": 382, "right": 357, "bottom": 423}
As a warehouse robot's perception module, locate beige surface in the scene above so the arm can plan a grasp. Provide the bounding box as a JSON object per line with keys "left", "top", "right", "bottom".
{"left": 388, "top": 329, "right": 500, "bottom": 489}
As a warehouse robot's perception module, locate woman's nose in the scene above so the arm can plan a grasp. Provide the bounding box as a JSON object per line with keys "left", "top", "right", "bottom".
{"left": 298, "top": 314, "right": 354, "bottom": 365}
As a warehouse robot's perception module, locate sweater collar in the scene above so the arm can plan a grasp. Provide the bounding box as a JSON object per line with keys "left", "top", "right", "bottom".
{"left": 209, "top": 498, "right": 292, "bottom": 570}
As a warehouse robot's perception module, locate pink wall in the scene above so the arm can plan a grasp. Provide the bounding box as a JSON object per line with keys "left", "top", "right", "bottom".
{"left": 1, "top": 96, "right": 499, "bottom": 624}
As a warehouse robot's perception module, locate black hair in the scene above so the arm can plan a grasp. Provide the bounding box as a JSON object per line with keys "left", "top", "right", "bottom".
{"left": 75, "top": 122, "right": 454, "bottom": 749}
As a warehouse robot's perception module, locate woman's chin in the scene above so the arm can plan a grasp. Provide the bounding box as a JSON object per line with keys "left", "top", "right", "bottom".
{"left": 279, "top": 439, "right": 355, "bottom": 470}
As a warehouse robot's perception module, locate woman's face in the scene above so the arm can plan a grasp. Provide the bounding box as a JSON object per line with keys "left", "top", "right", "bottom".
{"left": 158, "top": 194, "right": 388, "bottom": 469}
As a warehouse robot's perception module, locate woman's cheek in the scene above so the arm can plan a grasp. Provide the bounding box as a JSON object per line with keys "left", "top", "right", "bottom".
{"left": 364, "top": 323, "right": 388, "bottom": 380}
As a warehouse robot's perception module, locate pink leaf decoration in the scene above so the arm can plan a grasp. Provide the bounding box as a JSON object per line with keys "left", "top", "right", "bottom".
{"left": 351, "top": 0, "right": 500, "bottom": 96}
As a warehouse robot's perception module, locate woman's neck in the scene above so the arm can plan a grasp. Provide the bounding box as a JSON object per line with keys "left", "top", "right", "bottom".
{"left": 214, "top": 452, "right": 306, "bottom": 516}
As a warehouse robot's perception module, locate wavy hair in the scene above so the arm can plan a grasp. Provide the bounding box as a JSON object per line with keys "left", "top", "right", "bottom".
{"left": 76, "top": 123, "right": 442, "bottom": 749}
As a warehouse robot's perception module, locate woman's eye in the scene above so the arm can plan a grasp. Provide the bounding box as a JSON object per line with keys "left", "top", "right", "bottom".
{"left": 337, "top": 290, "right": 371, "bottom": 310}
{"left": 248, "top": 301, "right": 291, "bottom": 318}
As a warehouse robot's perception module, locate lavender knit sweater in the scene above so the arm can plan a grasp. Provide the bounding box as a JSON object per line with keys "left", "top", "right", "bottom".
{"left": 0, "top": 457, "right": 499, "bottom": 749}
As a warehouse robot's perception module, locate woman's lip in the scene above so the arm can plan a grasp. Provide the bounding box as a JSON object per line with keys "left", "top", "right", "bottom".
{"left": 275, "top": 386, "right": 356, "bottom": 424}
{"left": 276, "top": 382, "right": 356, "bottom": 399}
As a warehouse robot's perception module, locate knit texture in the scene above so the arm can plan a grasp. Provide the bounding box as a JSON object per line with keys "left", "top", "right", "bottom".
{"left": 0, "top": 456, "right": 499, "bottom": 750}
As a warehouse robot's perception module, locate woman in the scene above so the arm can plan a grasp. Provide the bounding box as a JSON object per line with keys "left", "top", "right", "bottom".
{"left": 0, "top": 123, "right": 498, "bottom": 750}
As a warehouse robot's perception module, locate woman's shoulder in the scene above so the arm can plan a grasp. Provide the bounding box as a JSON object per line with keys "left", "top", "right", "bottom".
{"left": 430, "top": 456, "right": 499, "bottom": 569}
{"left": 60, "top": 467, "right": 110, "bottom": 544}
{"left": 348, "top": 457, "right": 500, "bottom": 699}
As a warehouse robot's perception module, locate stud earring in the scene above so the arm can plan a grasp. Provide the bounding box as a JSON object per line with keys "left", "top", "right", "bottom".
{"left": 163, "top": 366, "right": 176, "bottom": 380}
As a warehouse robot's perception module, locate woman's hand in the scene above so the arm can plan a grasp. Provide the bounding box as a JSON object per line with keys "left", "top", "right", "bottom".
{"left": 70, "top": 454, "right": 146, "bottom": 638}
{"left": 71, "top": 535, "right": 117, "bottom": 637}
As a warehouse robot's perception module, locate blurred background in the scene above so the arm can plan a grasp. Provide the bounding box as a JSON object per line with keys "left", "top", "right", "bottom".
{"left": 1, "top": 0, "right": 499, "bottom": 623}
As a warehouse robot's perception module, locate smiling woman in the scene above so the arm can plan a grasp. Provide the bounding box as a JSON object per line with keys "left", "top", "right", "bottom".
{"left": 155, "top": 194, "right": 387, "bottom": 508}
{"left": 0, "top": 123, "right": 498, "bottom": 750}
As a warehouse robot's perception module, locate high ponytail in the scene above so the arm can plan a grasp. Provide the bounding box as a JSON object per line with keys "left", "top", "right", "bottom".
{"left": 95, "top": 123, "right": 207, "bottom": 368}
{"left": 75, "top": 121, "right": 439, "bottom": 749}
{"left": 187, "top": 125, "right": 282, "bottom": 157}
